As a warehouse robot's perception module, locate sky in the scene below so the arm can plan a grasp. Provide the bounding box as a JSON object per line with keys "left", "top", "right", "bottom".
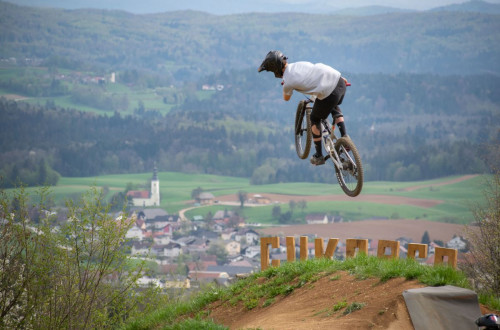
{"left": 5, "top": 0, "right": 500, "bottom": 14}
{"left": 277, "top": 0, "right": 494, "bottom": 10}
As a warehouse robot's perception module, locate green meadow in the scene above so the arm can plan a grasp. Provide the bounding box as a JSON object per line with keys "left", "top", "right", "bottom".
{"left": 12, "top": 172, "right": 486, "bottom": 225}
{"left": 0, "top": 67, "right": 185, "bottom": 116}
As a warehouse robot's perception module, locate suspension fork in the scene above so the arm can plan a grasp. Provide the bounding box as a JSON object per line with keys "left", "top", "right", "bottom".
{"left": 321, "top": 120, "right": 343, "bottom": 169}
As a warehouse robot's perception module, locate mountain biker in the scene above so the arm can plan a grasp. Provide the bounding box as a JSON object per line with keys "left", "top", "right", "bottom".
{"left": 258, "top": 50, "right": 349, "bottom": 165}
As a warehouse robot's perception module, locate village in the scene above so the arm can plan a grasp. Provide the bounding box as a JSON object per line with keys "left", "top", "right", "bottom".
{"left": 123, "top": 169, "right": 470, "bottom": 293}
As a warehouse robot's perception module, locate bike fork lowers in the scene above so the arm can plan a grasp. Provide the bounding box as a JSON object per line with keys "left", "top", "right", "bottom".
{"left": 320, "top": 122, "right": 341, "bottom": 168}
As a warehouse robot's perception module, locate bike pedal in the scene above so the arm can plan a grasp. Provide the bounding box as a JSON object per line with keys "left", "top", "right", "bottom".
{"left": 310, "top": 156, "right": 326, "bottom": 166}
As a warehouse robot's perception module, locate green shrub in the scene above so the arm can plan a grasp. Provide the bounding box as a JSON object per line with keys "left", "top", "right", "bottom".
{"left": 0, "top": 186, "right": 165, "bottom": 329}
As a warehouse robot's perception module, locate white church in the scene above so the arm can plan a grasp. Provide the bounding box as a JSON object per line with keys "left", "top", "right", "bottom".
{"left": 127, "top": 166, "right": 160, "bottom": 207}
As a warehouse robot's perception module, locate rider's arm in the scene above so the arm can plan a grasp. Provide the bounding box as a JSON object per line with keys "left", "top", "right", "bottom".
{"left": 282, "top": 79, "right": 293, "bottom": 101}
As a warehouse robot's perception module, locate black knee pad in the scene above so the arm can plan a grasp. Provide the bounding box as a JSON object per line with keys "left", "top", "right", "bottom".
{"left": 311, "top": 118, "right": 321, "bottom": 128}
{"left": 311, "top": 120, "right": 321, "bottom": 138}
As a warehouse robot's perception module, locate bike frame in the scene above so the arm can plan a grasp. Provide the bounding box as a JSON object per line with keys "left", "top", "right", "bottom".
{"left": 304, "top": 98, "right": 354, "bottom": 172}
{"left": 320, "top": 119, "right": 357, "bottom": 173}
{"left": 320, "top": 120, "right": 342, "bottom": 168}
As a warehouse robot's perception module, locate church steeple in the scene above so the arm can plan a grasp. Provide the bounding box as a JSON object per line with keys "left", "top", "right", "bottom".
{"left": 150, "top": 163, "right": 160, "bottom": 206}
{"left": 152, "top": 163, "right": 158, "bottom": 181}
{"left": 128, "top": 165, "right": 160, "bottom": 207}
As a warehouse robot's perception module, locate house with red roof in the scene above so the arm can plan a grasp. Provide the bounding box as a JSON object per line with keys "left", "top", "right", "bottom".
{"left": 127, "top": 166, "right": 160, "bottom": 207}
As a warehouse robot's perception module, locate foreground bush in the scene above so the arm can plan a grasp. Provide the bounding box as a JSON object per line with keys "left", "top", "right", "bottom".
{"left": 0, "top": 186, "right": 165, "bottom": 329}
{"left": 463, "top": 170, "right": 500, "bottom": 310}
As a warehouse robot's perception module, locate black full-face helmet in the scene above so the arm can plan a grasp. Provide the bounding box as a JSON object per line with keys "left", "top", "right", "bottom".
{"left": 258, "top": 50, "right": 287, "bottom": 78}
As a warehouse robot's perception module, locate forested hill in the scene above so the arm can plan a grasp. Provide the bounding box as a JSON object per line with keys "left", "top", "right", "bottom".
{"left": 1, "top": 1, "right": 499, "bottom": 81}
{"left": 1, "top": 70, "right": 498, "bottom": 187}
{"left": 0, "top": 1, "right": 499, "bottom": 188}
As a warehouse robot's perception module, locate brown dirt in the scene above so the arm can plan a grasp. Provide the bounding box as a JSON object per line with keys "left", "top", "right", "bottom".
{"left": 402, "top": 174, "right": 479, "bottom": 192}
{"left": 207, "top": 271, "right": 497, "bottom": 330}
{"left": 207, "top": 271, "right": 424, "bottom": 330}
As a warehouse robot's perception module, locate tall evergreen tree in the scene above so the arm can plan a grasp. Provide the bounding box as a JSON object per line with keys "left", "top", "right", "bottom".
{"left": 421, "top": 230, "right": 430, "bottom": 245}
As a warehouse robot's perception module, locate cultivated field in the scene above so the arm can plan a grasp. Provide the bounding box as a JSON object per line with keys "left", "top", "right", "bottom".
{"left": 17, "top": 172, "right": 486, "bottom": 227}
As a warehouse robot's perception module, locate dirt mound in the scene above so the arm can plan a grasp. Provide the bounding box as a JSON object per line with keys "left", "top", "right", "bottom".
{"left": 207, "top": 271, "right": 424, "bottom": 330}
{"left": 207, "top": 271, "right": 497, "bottom": 329}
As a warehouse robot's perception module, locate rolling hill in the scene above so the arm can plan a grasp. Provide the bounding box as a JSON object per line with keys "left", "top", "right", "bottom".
{"left": 1, "top": 1, "right": 499, "bottom": 79}
{"left": 3, "top": 0, "right": 500, "bottom": 15}
{"left": 0, "top": 1, "right": 498, "bottom": 187}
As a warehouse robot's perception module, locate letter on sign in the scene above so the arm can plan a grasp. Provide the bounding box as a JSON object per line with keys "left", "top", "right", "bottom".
{"left": 261, "top": 237, "right": 280, "bottom": 271}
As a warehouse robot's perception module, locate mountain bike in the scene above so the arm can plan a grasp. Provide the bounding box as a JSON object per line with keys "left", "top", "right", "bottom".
{"left": 295, "top": 97, "right": 363, "bottom": 197}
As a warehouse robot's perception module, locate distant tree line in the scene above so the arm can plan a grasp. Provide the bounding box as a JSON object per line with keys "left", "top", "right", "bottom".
{"left": 0, "top": 148, "right": 60, "bottom": 188}
{"left": 0, "top": 69, "right": 498, "bottom": 187}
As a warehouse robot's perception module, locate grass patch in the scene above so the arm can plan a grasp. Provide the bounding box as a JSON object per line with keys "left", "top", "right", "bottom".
{"left": 329, "top": 274, "right": 341, "bottom": 281}
{"left": 478, "top": 294, "right": 500, "bottom": 311}
{"left": 342, "top": 302, "right": 366, "bottom": 315}
{"left": 162, "top": 318, "right": 227, "bottom": 330}
{"left": 333, "top": 299, "right": 348, "bottom": 312}
{"left": 262, "top": 298, "right": 274, "bottom": 307}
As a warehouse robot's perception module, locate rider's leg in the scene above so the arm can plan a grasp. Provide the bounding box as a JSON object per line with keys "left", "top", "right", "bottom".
{"left": 334, "top": 112, "right": 347, "bottom": 137}
{"left": 310, "top": 121, "right": 325, "bottom": 165}
{"left": 311, "top": 122, "right": 322, "bottom": 156}
{"left": 310, "top": 100, "right": 328, "bottom": 158}
{"left": 331, "top": 78, "right": 347, "bottom": 137}
{"left": 309, "top": 115, "right": 326, "bottom": 165}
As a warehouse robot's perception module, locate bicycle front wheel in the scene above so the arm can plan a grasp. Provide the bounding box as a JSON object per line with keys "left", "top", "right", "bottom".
{"left": 294, "top": 100, "right": 312, "bottom": 159}
{"left": 333, "top": 137, "right": 363, "bottom": 197}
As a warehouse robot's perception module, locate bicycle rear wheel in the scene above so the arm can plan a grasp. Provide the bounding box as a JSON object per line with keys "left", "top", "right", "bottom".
{"left": 333, "top": 137, "right": 363, "bottom": 197}
{"left": 295, "top": 100, "right": 312, "bottom": 159}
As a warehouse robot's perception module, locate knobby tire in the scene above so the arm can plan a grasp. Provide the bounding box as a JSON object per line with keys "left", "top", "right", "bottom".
{"left": 333, "top": 137, "right": 363, "bottom": 197}
{"left": 295, "top": 100, "right": 312, "bottom": 159}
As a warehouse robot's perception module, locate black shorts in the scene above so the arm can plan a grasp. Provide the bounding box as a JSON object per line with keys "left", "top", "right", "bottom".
{"left": 310, "top": 77, "right": 346, "bottom": 124}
